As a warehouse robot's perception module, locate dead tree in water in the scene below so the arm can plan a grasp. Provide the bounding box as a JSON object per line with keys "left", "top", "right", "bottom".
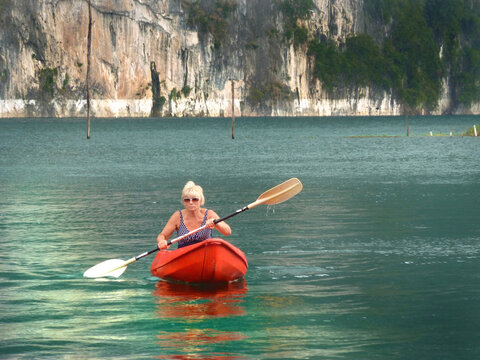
{"left": 403, "top": 104, "right": 410, "bottom": 137}
{"left": 231, "top": 80, "right": 235, "bottom": 139}
{"left": 86, "top": 0, "right": 92, "bottom": 139}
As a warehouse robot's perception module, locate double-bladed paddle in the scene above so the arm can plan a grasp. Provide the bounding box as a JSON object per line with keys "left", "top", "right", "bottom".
{"left": 83, "top": 177, "right": 303, "bottom": 278}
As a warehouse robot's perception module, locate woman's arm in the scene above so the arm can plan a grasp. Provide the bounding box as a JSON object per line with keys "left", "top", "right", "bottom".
{"left": 206, "top": 210, "right": 232, "bottom": 236}
{"left": 156, "top": 211, "right": 180, "bottom": 248}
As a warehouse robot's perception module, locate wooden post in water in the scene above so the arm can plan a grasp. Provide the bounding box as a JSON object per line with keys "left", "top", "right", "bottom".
{"left": 474, "top": 125, "right": 478, "bottom": 137}
{"left": 406, "top": 114, "right": 409, "bottom": 137}
{"left": 231, "top": 80, "right": 235, "bottom": 140}
{"left": 86, "top": 0, "right": 92, "bottom": 139}
{"left": 403, "top": 104, "right": 409, "bottom": 137}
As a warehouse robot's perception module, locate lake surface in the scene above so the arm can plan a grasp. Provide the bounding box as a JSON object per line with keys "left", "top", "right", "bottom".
{"left": 1, "top": 115, "right": 479, "bottom": 359}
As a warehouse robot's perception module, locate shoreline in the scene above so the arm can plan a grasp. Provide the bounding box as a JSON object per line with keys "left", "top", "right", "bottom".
{"left": 3, "top": 99, "right": 480, "bottom": 119}
{"left": 1, "top": 113, "right": 480, "bottom": 120}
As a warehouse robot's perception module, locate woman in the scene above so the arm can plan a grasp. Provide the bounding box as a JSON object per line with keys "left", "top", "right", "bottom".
{"left": 156, "top": 181, "right": 232, "bottom": 249}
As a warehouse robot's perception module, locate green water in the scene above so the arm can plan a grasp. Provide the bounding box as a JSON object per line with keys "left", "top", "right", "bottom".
{"left": 1, "top": 116, "right": 479, "bottom": 359}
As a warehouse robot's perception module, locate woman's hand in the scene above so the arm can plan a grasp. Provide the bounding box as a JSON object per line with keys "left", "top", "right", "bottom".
{"left": 206, "top": 214, "right": 231, "bottom": 236}
{"left": 157, "top": 238, "right": 169, "bottom": 250}
{"left": 206, "top": 218, "right": 217, "bottom": 229}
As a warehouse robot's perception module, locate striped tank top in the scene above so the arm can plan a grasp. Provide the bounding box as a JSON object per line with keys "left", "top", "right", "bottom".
{"left": 177, "top": 209, "right": 212, "bottom": 248}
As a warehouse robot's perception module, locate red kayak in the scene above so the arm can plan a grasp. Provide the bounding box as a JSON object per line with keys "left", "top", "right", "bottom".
{"left": 150, "top": 238, "right": 248, "bottom": 283}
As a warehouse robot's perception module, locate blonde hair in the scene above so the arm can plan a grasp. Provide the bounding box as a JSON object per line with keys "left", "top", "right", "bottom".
{"left": 181, "top": 181, "right": 205, "bottom": 206}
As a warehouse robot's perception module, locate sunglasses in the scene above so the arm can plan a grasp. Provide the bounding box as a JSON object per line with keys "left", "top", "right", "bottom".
{"left": 183, "top": 198, "right": 200, "bottom": 203}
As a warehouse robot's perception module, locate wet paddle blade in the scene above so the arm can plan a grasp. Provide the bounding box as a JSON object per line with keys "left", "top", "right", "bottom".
{"left": 253, "top": 178, "right": 303, "bottom": 207}
{"left": 83, "top": 259, "right": 128, "bottom": 278}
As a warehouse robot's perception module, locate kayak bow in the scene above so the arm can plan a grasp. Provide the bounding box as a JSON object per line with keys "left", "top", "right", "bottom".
{"left": 150, "top": 238, "right": 248, "bottom": 283}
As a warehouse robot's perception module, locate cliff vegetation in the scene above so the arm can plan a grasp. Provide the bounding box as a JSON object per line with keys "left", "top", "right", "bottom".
{"left": 0, "top": 0, "right": 479, "bottom": 117}
{"left": 307, "top": 0, "right": 480, "bottom": 112}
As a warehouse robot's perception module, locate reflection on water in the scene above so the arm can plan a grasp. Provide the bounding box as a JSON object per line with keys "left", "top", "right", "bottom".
{"left": 153, "top": 280, "right": 248, "bottom": 359}
{"left": 153, "top": 280, "right": 248, "bottom": 319}
{"left": 156, "top": 329, "right": 248, "bottom": 360}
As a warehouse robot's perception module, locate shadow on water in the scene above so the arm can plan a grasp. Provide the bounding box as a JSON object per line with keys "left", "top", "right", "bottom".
{"left": 153, "top": 280, "right": 249, "bottom": 359}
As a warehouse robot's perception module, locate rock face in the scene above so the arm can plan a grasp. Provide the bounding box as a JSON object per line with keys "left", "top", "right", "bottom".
{"left": 0, "top": 0, "right": 477, "bottom": 118}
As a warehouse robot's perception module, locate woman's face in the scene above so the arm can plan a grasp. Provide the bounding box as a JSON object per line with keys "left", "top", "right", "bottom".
{"left": 183, "top": 193, "right": 201, "bottom": 210}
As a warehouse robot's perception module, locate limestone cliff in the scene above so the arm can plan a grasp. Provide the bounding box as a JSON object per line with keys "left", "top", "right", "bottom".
{"left": 0, "top": 0, "right": 477, "bottom": 118}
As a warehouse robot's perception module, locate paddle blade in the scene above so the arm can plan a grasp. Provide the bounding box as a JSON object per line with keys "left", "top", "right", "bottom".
{"left": 83, "top": 259, "right": 128, "bottom": 278}
{"left": 252, "top": 178, "right": 303, "bottom": 207}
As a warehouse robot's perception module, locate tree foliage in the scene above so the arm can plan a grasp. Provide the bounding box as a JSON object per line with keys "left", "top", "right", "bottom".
{"left": 182, "top": 0, "right": 236, "bottom": 49}
{"left": 279, "top": 0, "right": 314, "bottom": 47}
{"left": 308, "top": 0, "right": 480, "bottom": 111}
{"left": 247, "top": 81, "right": 293, "bottom": 106}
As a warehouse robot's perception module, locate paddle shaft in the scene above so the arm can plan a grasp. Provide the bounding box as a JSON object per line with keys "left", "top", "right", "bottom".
{"left": 129, "top": 205, "right": 251, "bottom": 265}
{"left": 133, "top": 180, "right": 300, "bottom": 262}
{"left": 84, "top": 178, "right": 302, "bottom": 278}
